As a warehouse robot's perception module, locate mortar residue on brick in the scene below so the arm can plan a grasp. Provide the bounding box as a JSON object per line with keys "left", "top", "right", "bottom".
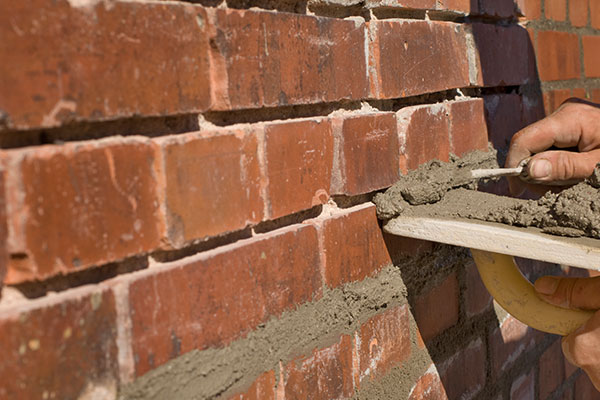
{"left": 374, "top": 150, "right": 600, "bottom": 239}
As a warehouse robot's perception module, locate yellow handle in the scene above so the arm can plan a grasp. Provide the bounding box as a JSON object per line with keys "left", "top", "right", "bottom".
{"left": 471, "top": 249, "right": 594, "bottom": 336}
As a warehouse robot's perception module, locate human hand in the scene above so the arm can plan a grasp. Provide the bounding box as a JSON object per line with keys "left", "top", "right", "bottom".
{"left": 534, "top": 275, "right": 600, "bottom": 390}
{"left": 505, "top": 99, "right": 600, "bottom": 196}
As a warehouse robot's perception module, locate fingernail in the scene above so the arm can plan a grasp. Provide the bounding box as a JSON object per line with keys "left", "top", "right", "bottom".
{"left": 534, "top": 276, "right": 559, "bottom": 295}
{"left": 529, "top": 159, "right": 552, "bottom": 179}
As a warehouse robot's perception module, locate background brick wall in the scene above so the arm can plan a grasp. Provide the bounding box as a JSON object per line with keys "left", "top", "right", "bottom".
{"left": 0, "top": 0, "right": 599, "bottom": 399}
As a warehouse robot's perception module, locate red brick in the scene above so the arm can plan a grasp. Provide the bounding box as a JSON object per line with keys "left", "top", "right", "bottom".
{"left": 448, "top": 99, "right": 489, "bottom": 156}
{"left": 382, "top": 234, "right": 433, "bottom": 261}
{"left": 397, "top": 104, "right": 451, "bottom": 171}
{"left": 545, "top": 0, "right": 567, "bottom": 20}
{"left": 0, "top": 171, "right": 6, "bottom": 296}
{"left": 0, "top": 0, "right": 210, "bottom": 131}
{"left": 478, "top": 0, "right": 518, "bottom": 18}
{"left": 516, "top": 0, "right": 542, "bottom": 19}
{"left": 283, "top": 335, "right": 354, "bottom": 400}
{"left": 0, "top": 287, "right": 117, "bottom": 399}
{"left": 365, "top": 0, "right": 437, "bottom": 9}
{"left": 483, "top": 94, "right": 524, "bottom": 154}
{"left": 439, "top": 338, "right": 487, "bottom": 399}
{"left": 569, "top": 0, "right": 589, "bottom": 26}
{"left": 414, "top": 272, "right": 459, "bottom": 342}
{"left": 229, "top": 370, "right": 276, "bottom": 400}
{"left": 357, "top": 306, "right": 411, "bottom": 383}
{"left": 470, "top": 24, "right": 533, "bottom": 87}
{"left": 408, "top": 364, "right": 449, "bottom": 400}
{"left": 592, "top": 0, "right": 600, "bottom": 29}
{"left": 128, "top": 224, "right": 322, "bottom": 376}
{"left": 332, "top": 113, "right": 399, "bottom": 196}
{"left": 510, "top": 370, "right": 535, "bottom": 400}
{"left": 368, "top": 20, "right": 471, "bottom": 99}
{"left": 572, "top": 88, "right": 587, "bottom": 99}
{"left": 536, "top": 31, "right": 581, "bottom": 81}
{"left": 4, "top": 138, "right": 163, "bottom": 284}
{"left": 465, "top": 259, "right": 493, "bottom": 317}
{"left": 264, "top": 119, "right": 333, "bottom": 219}
{"left": 575, "top": 373, "right": 600, "bottom": 399}
{"left": 157, "top": 129, "right": 263, "bottom": 248}
{"left": 319, "top": 204, "right": 392, "bottom": 288}
{"left": 208, "top": 8, "right": 367, "bottom": 110}
{"left": 540, "top": 340, "right": 565, "bottom": 399}
{"left": 592, "top": 89, "right": 600, "bottom": 103}
{"left": 583, "top": 36, "right": 600, "bottom": 78}
{"left": 437, "top": 0, "right": 473, "bottom": 13}
{"left": 543, "top": 89, "right": 572, "bottom": 115}
{"left": 489, "top": 315, "right": 541, "bottom": 377}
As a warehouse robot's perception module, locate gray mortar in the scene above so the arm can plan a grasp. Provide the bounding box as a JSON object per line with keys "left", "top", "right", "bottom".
{"left": 374, "top": 152, "right": 600, "bottom": 240}
{"left": 119, "top": 266, "right": 413, "bottom": 400}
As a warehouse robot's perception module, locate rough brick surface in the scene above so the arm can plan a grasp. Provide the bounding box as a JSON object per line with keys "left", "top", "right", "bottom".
{"left": 128, "top": 224, "right": 322, "bottom": 376}
{"left": 593, "top": 0, "right": 600, "bottom": 29}
{"left": 439, "top": 338, "right": 487, "bottom": 400}
{"left": 465, "top": 259, "right": 493, "bottom": 317}
{"left": 478, "top": 0, "right": 517, "bottom": 17}
{"left": 510, "top": 370, "right": 535, "bottom": 400}
{"left": 357, "top": 305, "right": 411, "bottom": 383}
{"left": 545, "top": 0, "right": 566, "bottom": 20}
{"left": 408, "top": 364, "right": 449, "bottom": 400}
{"left": 448, "top": 99, "right": 489, "bottom": 156}
{"left": 540, "top": 340, "right": 565, "bottom": 399}
{"left": 536, "top": 31, "right": 581, "bottom": 81}
{"left": 0, "top": 171, "right": 6, "bottom": 294}
{"left": 332, "top": 113, "right": 400, "bottom": 196}
{"left": 283, "top": 335, "right": 354, "bottom": 400}
{"left": 365, "top": 0, "right": 437, "bottom": 9}
{"left": 543, "top": 89, "right": 573, "bottom": 115}
{"left": 397, "top": 104, "right": 450, "bottom": 171}
{"left": 0, "top": 0, "right": 210, "bottom": 131}
{"left": 209, "top": 8, "right": 367, "bottom": 110}
{"left": 229, "top": 370, "right": 276, "bottom": 400}
{"left": 489, "top": 315, "right": 541, "bottom": 377}
{"left": 4, "top": 138, "right": 163, "bottom": 284}
{"left": 0, "top": 287, "right": 118, "bottom": 399}
{"left": 414, "top": 272, "right": 459, "bottom": 342}
{"left": 569, "top": 0, "right": 589, "bottom": 26}
{"left": 368, "top": 20, "right": 471, "bottom": 99}
{"left": 319, "top": 204, "right": 392, "bottom": 288}
{"left": 575, "top": 373, "right": 600, "bottom": 399}
{"left": 470, "top": 24, "right": 533, "bottom": 87}
{"left": 265, "top": 119, "right": 333, "bottom": 219}
{"left": 483, "top": 94, "right": 524, "bottom": 157}
{"left": 583, "top": 36, "right": 600, "bottom": 78}
{"left": 157, "top": 129, "right": 263, "bottom": 247}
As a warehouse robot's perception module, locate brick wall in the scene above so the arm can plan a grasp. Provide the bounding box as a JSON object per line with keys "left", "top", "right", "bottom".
{"left": 0, "top": 0, "right": 599, "bottom": 399}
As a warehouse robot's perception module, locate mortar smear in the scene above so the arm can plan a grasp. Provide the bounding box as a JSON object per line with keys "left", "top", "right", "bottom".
{"left": 374, "top": 151, "right": 600, "bottom": 239}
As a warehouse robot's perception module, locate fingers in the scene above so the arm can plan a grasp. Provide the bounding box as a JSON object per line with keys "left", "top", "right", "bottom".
{"left": 525, "top": 149, "right": 600, "bottom": 185}
{"left": 562, "top": 311, "right": 600, "bottom": 390}
{"left": 534, "top": 276, "right": 600, "bottom": 310}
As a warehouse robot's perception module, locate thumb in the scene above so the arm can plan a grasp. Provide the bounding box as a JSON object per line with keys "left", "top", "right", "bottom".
{"left": 534, "top": 276, "right": 600, "bottom": 310}
{"left": 526, "top": 150, "right": 600, "bottom": 185}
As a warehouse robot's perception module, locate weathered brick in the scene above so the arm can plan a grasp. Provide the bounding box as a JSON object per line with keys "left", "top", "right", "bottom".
{"left": 383, "top": 234, "right": 433, "bottom": 262}
{"left": 510, "top": 370, "right": 535, "bottom": 400}
{"left": 319, "top": 203, "right": 392, "bottom": 288}
{"left": 545, "top": 0, "right": 567, "bottom": 20}
{"left": 470, "top": 24, "right": 533, "bottom": 87}
{"left": 516, "top": 0, "right": 541, "bottom": 19}
{"left": 0, "top": 171, "right": 6, "bottom": 295}
{"left": 0, "top": 0, "right": 210, "bottom": 131}
{"left": 264, "top": 119, "right": 333, "bottom": 219}
{"left": 368, "top": 20, "right": 471, "bottom": 99}
{"left": 128, "top": 224, "right": 322, "bottom": 376}
{"left": 483, "top": 94, "right": 524, "bottom": 157}
{"left": 592, "top": 0, "right": 600, "bottom": 29}
{"left": 4, "top": 138, "right": 163, "bottom": 284}
{"left": 156, "top": 129, "right": 263, "bottom": 248}
{"left": 447, "top": 99, "right": 489, "bottom": 156}
{"left": 408, "top": 364, "right": 449, "bottom": 400}
{"left": 208, "top": 8, "right": 367, "bottom": 110}
{"left": 397, "top": 103, "right": 450, "bottom": 171}
{"left": 574, "top": 372, "right": 600, "bottom": 399}
{"left": 465, "top": 259, "right": 493, "bottom": 317}
{"left": 414, "top": 272, "right": 459, "bottom": 342}
{"left": 437, "top": 0, "right": 473, "bottom": 13}
{"left": 365, "top": 0, "right": 437, "bottom": 9}
{"left": 0, "top": 287, "right": 118, "bottom": 399}
{"left": 489, "top": 315, "right": 541, "bottom": 377}
{"left": 439, "top": 338, "right": 487, "bottom": 400}
{"left": 569, "top": 0, "right": 589, "bottom": 26}
{"left": 332, "top": 113, "right": 399, "bottom": 196}
{"left": 229, "top": 370, "right": 276, "bottom": 400}
{"left": 583, "top": 36, "right": 600, "bottom": 78}
{"left": 357, "top": 305, "right": 411, "bottom": 384}
{"left": 540, "top": 340, "right": 565, "bottom": 399}
{"left": 536, "top": 31, "right": 581, "bottom": 81}
{"left": 283, "top": 335, "right": 354, "bottom": 400}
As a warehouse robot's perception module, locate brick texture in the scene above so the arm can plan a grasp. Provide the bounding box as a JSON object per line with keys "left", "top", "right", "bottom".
{"left": 157, "top": 129, "right": 263, "bottom": 247}
{"left": 448, "top": 99, "right": 489, "bottom": 156}
{"left": 414, "top": 272, "right": 459, "bottom": 342}
{"left": 510, "top": 370, "right": 535, "bottom": 400}
{"left": 332, "top": 113, "right": 400, "bottom": 196}
{"left": 489, "top": 315, "right": 541, "bottom": 377}
{"left": 583, "top": 36, "right": 600, "bottom": 78}
{"left": 0, "top": 287, "right": 118, "bottom": 399}
{"left": 536, "top": 31, "right": 581, "bottom": 81}
{"left": 540, "top": 340, "right": 565, "bottom": 399}
{"left": 264, "top": 119, "right": 333, "bottom": 219}
{"left": 574, "top": 373, "right": 600, "bottom": 399}
{"left": 569, "top": 0, "right": 589, "bottom": 26}
{"left": 408, "top": 365, "right": 449, "bottom": 400}
{"left": 516, "top": 0, "right": 541, "bottom": 19}
{"left": 465, "top": 259, "right": 493, "bottom": 317}
{"left": 4, "top": 138, "right": 163, "bottom": 284}
{"left": 0, "top": 171, "right": 6, "bottom": 294}
{"left": 128, "top": 224, "right": 322, "bottom": 376}
{"left": 592, "top": 0, "right": 600, "bottom": 29}
{"left": 0, "top": 0, "right": 211, "bottom": 131}
{"left": 319, "top": 204, "right": 392, "bottom": 288}
{"left": 229, "top": 370, "right": 276, "bottom": 400}
{"left": 368, "top": 20, "right": 471, "bottom": 99}
{"left": 439, "top": 338, "right": 487, "bottom": 400}
{"left": 545, "top": 0, "right": 567, "bottom": 20}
